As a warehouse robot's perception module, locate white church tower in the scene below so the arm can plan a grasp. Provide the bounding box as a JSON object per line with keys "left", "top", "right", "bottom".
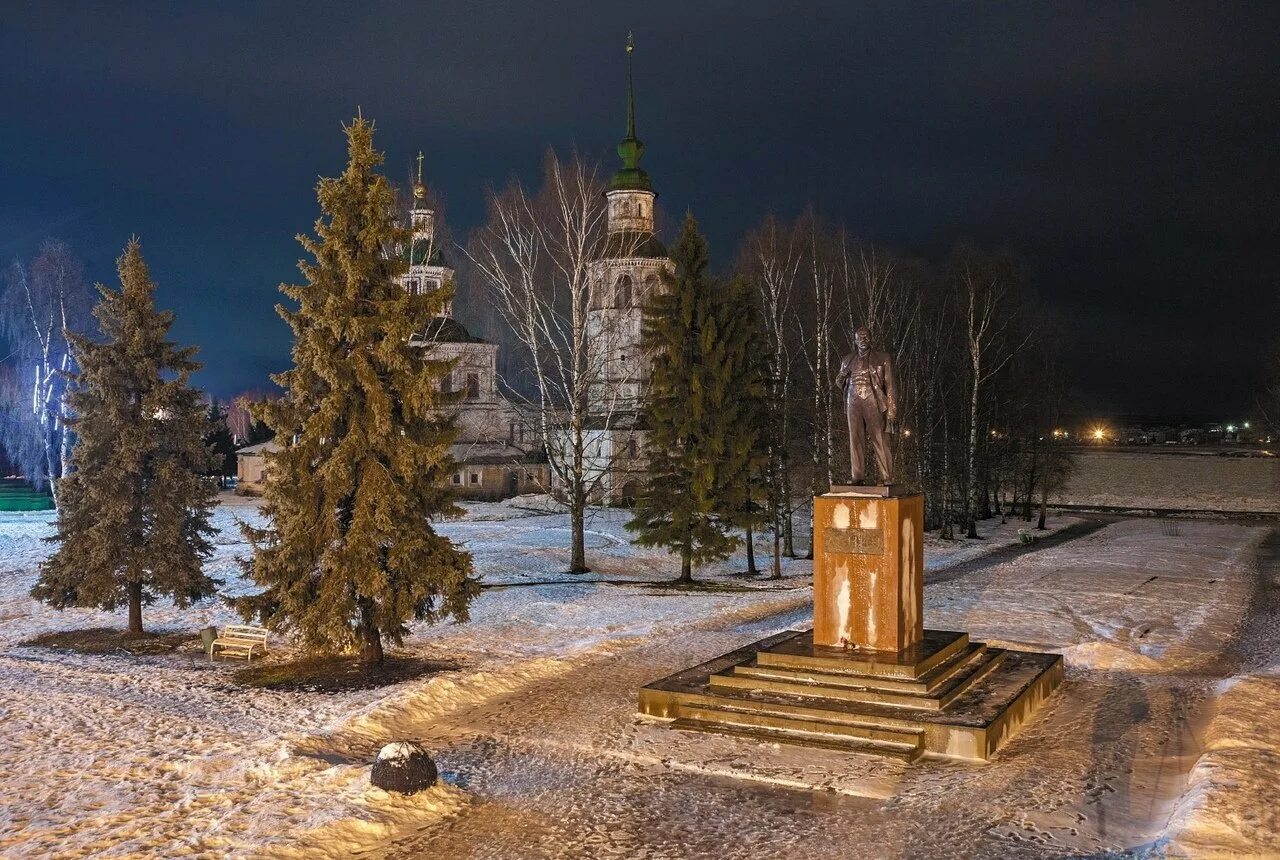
{"left": 400, "top": 152, "right": 453, "bottom": 317}
{"left": 585, "top": 35, "right": 673, "bottom": 503}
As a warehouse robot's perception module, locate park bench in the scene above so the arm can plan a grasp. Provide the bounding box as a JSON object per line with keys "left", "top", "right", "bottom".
{"left": 209, "top": 625, "right": 269, "bottom": 662}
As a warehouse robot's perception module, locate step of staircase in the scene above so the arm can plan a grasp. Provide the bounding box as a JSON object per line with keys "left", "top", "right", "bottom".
{"left": 728, "top": 641, "right": 988, "bottom": 695}
{"left": 677, "top": 702, "right": 925, "bottom": 753}
{"left": 756, "top": 629, "right": 969, "bottom": 680}
{"left": 711, "top": 647, "right": 1008, "bottom": 711}
{"left": 670, "top": 718, "right": 923, "bottom": 762}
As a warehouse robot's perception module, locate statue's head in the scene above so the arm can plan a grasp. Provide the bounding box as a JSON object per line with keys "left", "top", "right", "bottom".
{"left": 854, "top": 327, "right": 871, "bottom": 351}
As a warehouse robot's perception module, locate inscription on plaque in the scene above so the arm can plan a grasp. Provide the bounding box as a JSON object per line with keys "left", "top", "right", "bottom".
{"left": 824, "top": 526, "right": 885, "bottom": 555}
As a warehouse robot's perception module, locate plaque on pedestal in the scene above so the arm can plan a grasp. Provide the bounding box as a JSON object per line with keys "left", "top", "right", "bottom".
{"left": 827, "top": 484, "right": 907, "bottom": 498}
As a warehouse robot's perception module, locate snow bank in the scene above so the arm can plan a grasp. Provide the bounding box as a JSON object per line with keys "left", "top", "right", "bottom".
{"left": 1166, "top": 666, "right": 1280, "bottom": 856}
{"left": 1061, "top": 640, "right": 1165, "bottom": 672}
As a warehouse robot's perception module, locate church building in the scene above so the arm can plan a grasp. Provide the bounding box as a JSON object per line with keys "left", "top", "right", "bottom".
{"left": 405, "top": 159, "right": 549, "bottom": 500}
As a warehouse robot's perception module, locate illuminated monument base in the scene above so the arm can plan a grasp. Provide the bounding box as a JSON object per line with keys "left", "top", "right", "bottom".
{"left": 638, "top": 489, "right": 1063, "bottom": 762}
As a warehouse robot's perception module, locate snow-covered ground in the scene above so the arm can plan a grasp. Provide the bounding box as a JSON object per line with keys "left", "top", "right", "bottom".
{"left": 0, "top": 495, "right": 1275, "bottom": 858}
{"left": 1057, "top": 449, "right": 1280, "bottom": 513}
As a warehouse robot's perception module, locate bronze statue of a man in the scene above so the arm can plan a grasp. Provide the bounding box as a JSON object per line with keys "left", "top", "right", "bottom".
{"left": 835, "top": 327, "right": 897, "bottom": 484}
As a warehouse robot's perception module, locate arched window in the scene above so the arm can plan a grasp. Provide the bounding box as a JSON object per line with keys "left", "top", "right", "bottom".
{"left": 615, "top": 274, "right": 633, "bottom": 307}
{"left": 643, "top": 274, "right": 659, "bottom": 302}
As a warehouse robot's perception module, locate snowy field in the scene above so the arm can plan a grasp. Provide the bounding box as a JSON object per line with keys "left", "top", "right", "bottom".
{"left": 0, "top": 495, "right": 1276, "bottom": 858}
{"left": 1056, "top": 449, "right": 1280, "bottom": 513}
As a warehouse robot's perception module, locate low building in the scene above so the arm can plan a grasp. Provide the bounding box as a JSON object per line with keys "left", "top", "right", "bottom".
{"left": 235, "top": 441, "right": 280, "bottom": 495}
{"left": 447, "top": 441, "right": 551, "bottom": 501}
{"left": 236, "top": 438, "right": 549, "bottom": 502}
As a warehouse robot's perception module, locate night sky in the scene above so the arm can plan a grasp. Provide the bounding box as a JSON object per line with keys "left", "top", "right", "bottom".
{"left": 3, "top": 2, "right": 1277, "bottom": 419}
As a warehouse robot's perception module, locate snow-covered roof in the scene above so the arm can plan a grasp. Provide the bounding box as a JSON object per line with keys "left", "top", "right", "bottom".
{"left": 449, "top": 441, "right": 546, "bottom": 465}
{"left": 236, "top": 441, "right": 281, "bottom": 456}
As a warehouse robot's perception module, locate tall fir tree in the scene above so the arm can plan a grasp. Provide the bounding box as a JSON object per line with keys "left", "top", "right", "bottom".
{"left": 628, "top": 214, "right": 751, "bottom": 582}
{"left": 32, "top": 239, "right": 218, "bottom": 635}
{"left": 242, "top": 118, "right": 477, "bottom": 664}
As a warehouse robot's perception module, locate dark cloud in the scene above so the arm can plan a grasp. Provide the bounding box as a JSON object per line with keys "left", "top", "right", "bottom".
{"left": 2, "top": 1, "right": 1277, "bottom": 416}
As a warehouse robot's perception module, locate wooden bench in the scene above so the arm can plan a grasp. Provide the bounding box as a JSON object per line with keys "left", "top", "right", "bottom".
{"left": 209, "top": 625, "right": 269, "bottom": 662}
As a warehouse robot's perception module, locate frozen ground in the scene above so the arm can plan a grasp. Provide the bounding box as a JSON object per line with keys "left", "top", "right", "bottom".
{"left": 1057, "top": 449, "right": 1280, "bottom": 513}
{"left": 0, "top": 495, "right": 1276, "bottom": 858}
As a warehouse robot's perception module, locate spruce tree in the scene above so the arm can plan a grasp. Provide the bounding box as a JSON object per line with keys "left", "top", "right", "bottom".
{"left": 32, "top": 239, "right": 218, "bottom": 635}
{"left": 242, "top": 118, "right": 476, "bottom": 665}
{"left": 628, "top": 214, "right": 742, "bottom": 582}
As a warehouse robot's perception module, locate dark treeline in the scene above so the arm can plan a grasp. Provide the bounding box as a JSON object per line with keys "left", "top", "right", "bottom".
{"left": 736, "top": 211, "right": 1074, "bottom": 546}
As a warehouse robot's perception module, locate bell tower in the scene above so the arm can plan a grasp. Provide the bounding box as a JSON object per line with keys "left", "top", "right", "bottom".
{"left": 401, "top": 150, "right": 453, "bottom": 318}
{"left": 585, "top": 34, "right": 672, "bottom": 504}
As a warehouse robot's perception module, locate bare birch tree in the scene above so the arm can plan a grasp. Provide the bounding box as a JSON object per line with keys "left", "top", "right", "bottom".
{"left": 738, "top": 216, "right": 803, "bottom": 573}
{"left": 794, "top": 213, "right": 839, "bottom": 498}
{"left": 467, "top": 152, "right": 640, "bottom": 573}
{"left": 1260, "top": 344, "right": 1280, "bottom": 441}
{"left": 1, "top": 241, "right": 93, "bottom": 504}
{"left": 950, "top": 246, "right": 1033, "bottom": 538}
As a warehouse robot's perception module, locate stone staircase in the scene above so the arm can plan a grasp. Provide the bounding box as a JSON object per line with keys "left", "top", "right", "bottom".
{"left": 639, "top": 628, "right": 1063, "bottom": 762}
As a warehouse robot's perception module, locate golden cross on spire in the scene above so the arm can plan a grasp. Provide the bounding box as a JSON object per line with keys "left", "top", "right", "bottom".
{"left": 413, "top": 150, "right": 426, "bottom": 200}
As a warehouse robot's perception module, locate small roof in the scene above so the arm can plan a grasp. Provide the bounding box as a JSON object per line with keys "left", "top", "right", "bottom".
{"left": 402, "top": 237, "right": 448, "bottom": 269}
{"left": 237, "top": 441, "right": 281, "bottom": 456}
{"left": 450, "top": 441, "right": 548, "bottom": 466}
{"left": 416, "top": 317, "right": 486, "bottom": 344}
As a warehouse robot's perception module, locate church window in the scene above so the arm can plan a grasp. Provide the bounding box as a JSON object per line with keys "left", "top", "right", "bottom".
{"left": 470, "top": 472, "right": 480, "bottom": 485}
{"left": 452, "top": 472, "right": 462, "bottom": 485}
{"left": 644, "top": 274, "right": 659, "bottom": 300}
{"left": 615, "top": 274, "right": 632, "bottom": 307}
{"left": 407, "top": 278, "right": 420, "bottom": 294}
{"left": 466, "top": 373, "right": 480, "bottom": 401}
{"left": 627, "top": 438, "right": 638, "bottom": 458}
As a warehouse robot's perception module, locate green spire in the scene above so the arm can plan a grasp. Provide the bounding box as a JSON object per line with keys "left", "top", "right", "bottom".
{"left": 611, "top": 32, "right": 652, "bottom": 193}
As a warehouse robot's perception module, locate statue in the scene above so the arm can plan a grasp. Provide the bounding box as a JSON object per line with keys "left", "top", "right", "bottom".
{"left": 835, "top": 326, "right": 897, "bottom": 484}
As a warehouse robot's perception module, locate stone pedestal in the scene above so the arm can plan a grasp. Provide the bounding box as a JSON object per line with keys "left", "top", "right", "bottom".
{"left": 638, "top": 486, "right": 1064, "bottom": 763}
{"left": 813, "top": 490, "right": 923, "bottom": 651}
